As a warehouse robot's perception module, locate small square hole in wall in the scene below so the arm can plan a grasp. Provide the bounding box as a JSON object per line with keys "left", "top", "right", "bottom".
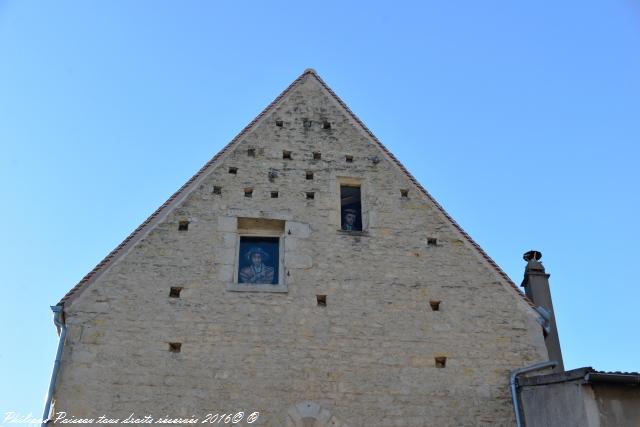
{"left": 283, "top": 150, "right": 292, "bottom": 160}
{"left": 317, "top": 295, "right": 327, "bottom": 307}
{"left": 427, "top": 237, "right": 438, "bottom": 246}
{"left": 212, "top": 186, "right": 222, "bottom": 195}
{"left": 435, "top": 357, "right": 447, "bottom": 368}
{"left": 169, "top": 287, "right": 183, "bottom": 298}
{"left": 401, "top": 189, "right": 409, "bottom": 198}
{"left": 429, "top": 300, "right": 441, "bottom": 311}
{"left": 271, "top": 191, "right": 279, "bottom": 198}
{"left": 244, "top": 188, "right": 253, "bottom": 198}
{"left": 276, "top": 120, "right": 283, "bottom": 127}
{"left": 169, "top": 342, "right": 182, "bottom": 353}
{"left": 178, "top": 221, "right": 189, "bottom": 231}
{"left": 228, "top": 167, "right": 238, "bottom": 174}
{"left": 323, "top": 121, "right": 331, "bottom": 129}
{"left": 306, "top": 171, "right": 314, "bottom": 180}
{"left": 345, "top": 155, "right": 354, "bottom": 163}
{"left": 313, "top": 152, "right": 322, "bottom": 160}
{"left": 303, "top": 119, "right": 312, "bottom": 128}
{"left": 247, "top": 148, "right": 255, "bottom": 157}
{"left": 306, "top": 192, "right": 315, "bottom": 200}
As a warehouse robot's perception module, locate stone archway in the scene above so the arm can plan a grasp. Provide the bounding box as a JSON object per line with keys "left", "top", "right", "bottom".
{"left": 285, "top": 401, "right": 349, "bottom": 427}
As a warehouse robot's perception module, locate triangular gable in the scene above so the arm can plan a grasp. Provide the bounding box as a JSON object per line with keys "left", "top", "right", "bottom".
{"left": 59, "top": 69, "right": 534, "bottom": 310}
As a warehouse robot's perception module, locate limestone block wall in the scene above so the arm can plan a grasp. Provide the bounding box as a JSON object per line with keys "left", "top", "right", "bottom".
{"left": 52, "top": 74, "right": 548, "bottom": 427}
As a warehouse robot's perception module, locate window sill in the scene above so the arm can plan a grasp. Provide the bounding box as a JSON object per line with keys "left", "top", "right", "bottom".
{"left": 227, "top": 283, "right": 288, "bottom": 293}
{"left": 336, "top": 229, "right": 369, "bottom": 237}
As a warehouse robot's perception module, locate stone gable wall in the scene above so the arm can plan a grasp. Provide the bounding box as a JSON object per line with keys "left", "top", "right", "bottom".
{"left": 53, "top": 76, "right": 547, "bottom": 426}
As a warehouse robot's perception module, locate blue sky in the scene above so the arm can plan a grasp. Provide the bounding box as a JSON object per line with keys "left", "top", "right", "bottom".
{"left": 1, "top": 0, "right": 639, "bottom": 418}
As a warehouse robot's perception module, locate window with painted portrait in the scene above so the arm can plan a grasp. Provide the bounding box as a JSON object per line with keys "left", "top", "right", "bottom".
{"left": 237, "top": 236, "right": 280, "bottom": 285}
{"left": 340, "top": 185, "right": 362, "bottom": 231}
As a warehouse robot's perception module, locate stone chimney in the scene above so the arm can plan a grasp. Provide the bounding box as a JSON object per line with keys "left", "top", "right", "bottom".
{"left": 521, "top": 250, "right": 564, "bottom": 372}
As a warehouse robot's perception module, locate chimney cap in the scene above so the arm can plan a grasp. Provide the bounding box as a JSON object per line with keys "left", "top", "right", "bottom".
{"left": 523, "top": 250, "right": 542, "bottom": 262}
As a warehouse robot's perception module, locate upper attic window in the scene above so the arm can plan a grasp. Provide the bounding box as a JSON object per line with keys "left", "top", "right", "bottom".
{"left": 340, "top": 185, "right": 362, "bottom": 231}
{"left": 276, "top": 120, "right": 283, "bottom": 127}
{"left": 322, "top": 121, "right": 331, "bottom": 130}
{"left": 283, "top": 150, "right": 292, "bottom": 160}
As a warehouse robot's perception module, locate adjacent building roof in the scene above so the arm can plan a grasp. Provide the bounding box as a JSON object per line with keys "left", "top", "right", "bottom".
{"left": 519, "top": 367, "right": 640, "bottom": 386}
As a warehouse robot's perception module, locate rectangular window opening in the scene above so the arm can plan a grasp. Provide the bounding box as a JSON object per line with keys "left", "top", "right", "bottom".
{"left": 169, "top": 287, "right": 183, "bottom": 298}
{"left": 341, "top": 185, "right": 362, "bottom": 231}
{"left": 401, "top": 189, "right": 409, "bottom": 198}
{"left": 313, "top": 152, "right": 322, "bottom": 160}
{"left": 317, "top": 295, "right": 327, "bottom": 307}
{"left": 303, "top": 119, "right": 312, "bottom": 129}
{"left": 322, "top": 121, "right": 331, "bottom": 129}
{"left": 306, "top": 192, "right": 315, "bottom": 200}
{"left": 435, "top": 356, "right": 447, "bottom": 368}
{"left": 429, "top": 300, "right": 441, "bottom": 311}
{"left": 276, "top": 120, "right": 283, "bottom": 127}
{"left": 238, "top": 235, "right": 280, "bottom": 285}
{"left": 178, "top": 221, "right": 189, "bottom": 231}
{"left": 247, "top": 148, "right": 255, "bottom": 157}
{"left": 345, "top": 155, "right": 354, "bottom": 163}
{"left": 244, "top": 188, "right": 253, "bottom": 198}
{"left": 213, "top": 186, "right": 222, "bottom": 195}
{"left": 169, "top": 342, "right": 182, "bottom": 353}
{"left": 271, "top": 191, "right": 279, "bottom": 198}
{"left": 228, "top": 167, "right": 238, "bottom": 174}
{"left": 306, "top": 171, "right": 314, "bottom": 180}
{"left": 427, "top": 237, "right": 438, "bottom": 246}
{"left": 283, "top": 150, "right": 292, "bottom": 160}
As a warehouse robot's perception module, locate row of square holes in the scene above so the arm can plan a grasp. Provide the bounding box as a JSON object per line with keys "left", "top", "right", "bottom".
{"left": 213, "top": 185, "right": 410, "bottom": 199}
{"left": 169, "top": 289, "right": 440, "bottom": 312}
{"left": 242, "top": 150, "right": 351, "bottom": 162}
{"left": 178, "top": 221, "right": 439, "bottom": 248}
{"left": 275, "top": 119, "right": 331, "bottom": 129}
{"left": 168, "top": 340, "right": 447, "bottom": 367}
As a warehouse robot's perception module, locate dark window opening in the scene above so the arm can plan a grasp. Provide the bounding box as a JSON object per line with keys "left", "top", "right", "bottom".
{"left": 429, "top": 300, "right": 441, "bottom": 311}
{"left": 313, "top": 152, "right": 322, "bottom": 160}
{"left": 345, "top": 155, "right": 354, "bottom": 163}
{"left": 435, "top": 357, "right": 447, "bottom": 368}
{"left": 178, "top": 221, "right": 189, "bottom": 231}
{"left": 306, "top": 171, "right": 314, "bottom": 180}
{"left": 401, "top": 189, "right": 409, "bottom": 198}
{"left": 341, "top": 185, "right": 362, "bottom": 231}
{"left": 276, "top": 120, "right": 283, "bottom": 127}
{"left": 317, "top": 295, "right": 327, "bottom": 306}
{"left": 169, "top": 287, "right": 183, "bottom": 298}
{"left": 169, "top": 342, "right": 182, "bottom": 353}
{"left": 213, "top": 186, "right": 222, "bottom": 195}
{"left": 427, "top": 237, "right": 437, "bottom": 246}
{"left": 247, "top": 148, "right": 255, "bottom": 157}
{"left": 244, "top": 188, "right": 253, "bottom": 198}
{"left": 238, "top": 236, "right": 280, "bottom": 285}
{"left": 303, "top": 119, "right": 312, "bottom": 128}
{"left": 271, "top": 191, "right": 279, "bottom": 198}
{"left": 228, "top": 167, "right": 238, "bottom": 174}
{"left": 323, "top": 121, "right": 331, "bottom": 129}
{"left": 306, "top": 192, "right": 315, "bottom": 200}
{"left": 283, "top": 150, "right": 292, "bottom": 160}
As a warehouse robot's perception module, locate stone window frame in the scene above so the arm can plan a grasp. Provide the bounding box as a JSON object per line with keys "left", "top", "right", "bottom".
{"left": 227, "top": 220, "right": 287, "bottom": 293}
{"left": 335, "top": 176, "right": 368, "bottom": 234}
